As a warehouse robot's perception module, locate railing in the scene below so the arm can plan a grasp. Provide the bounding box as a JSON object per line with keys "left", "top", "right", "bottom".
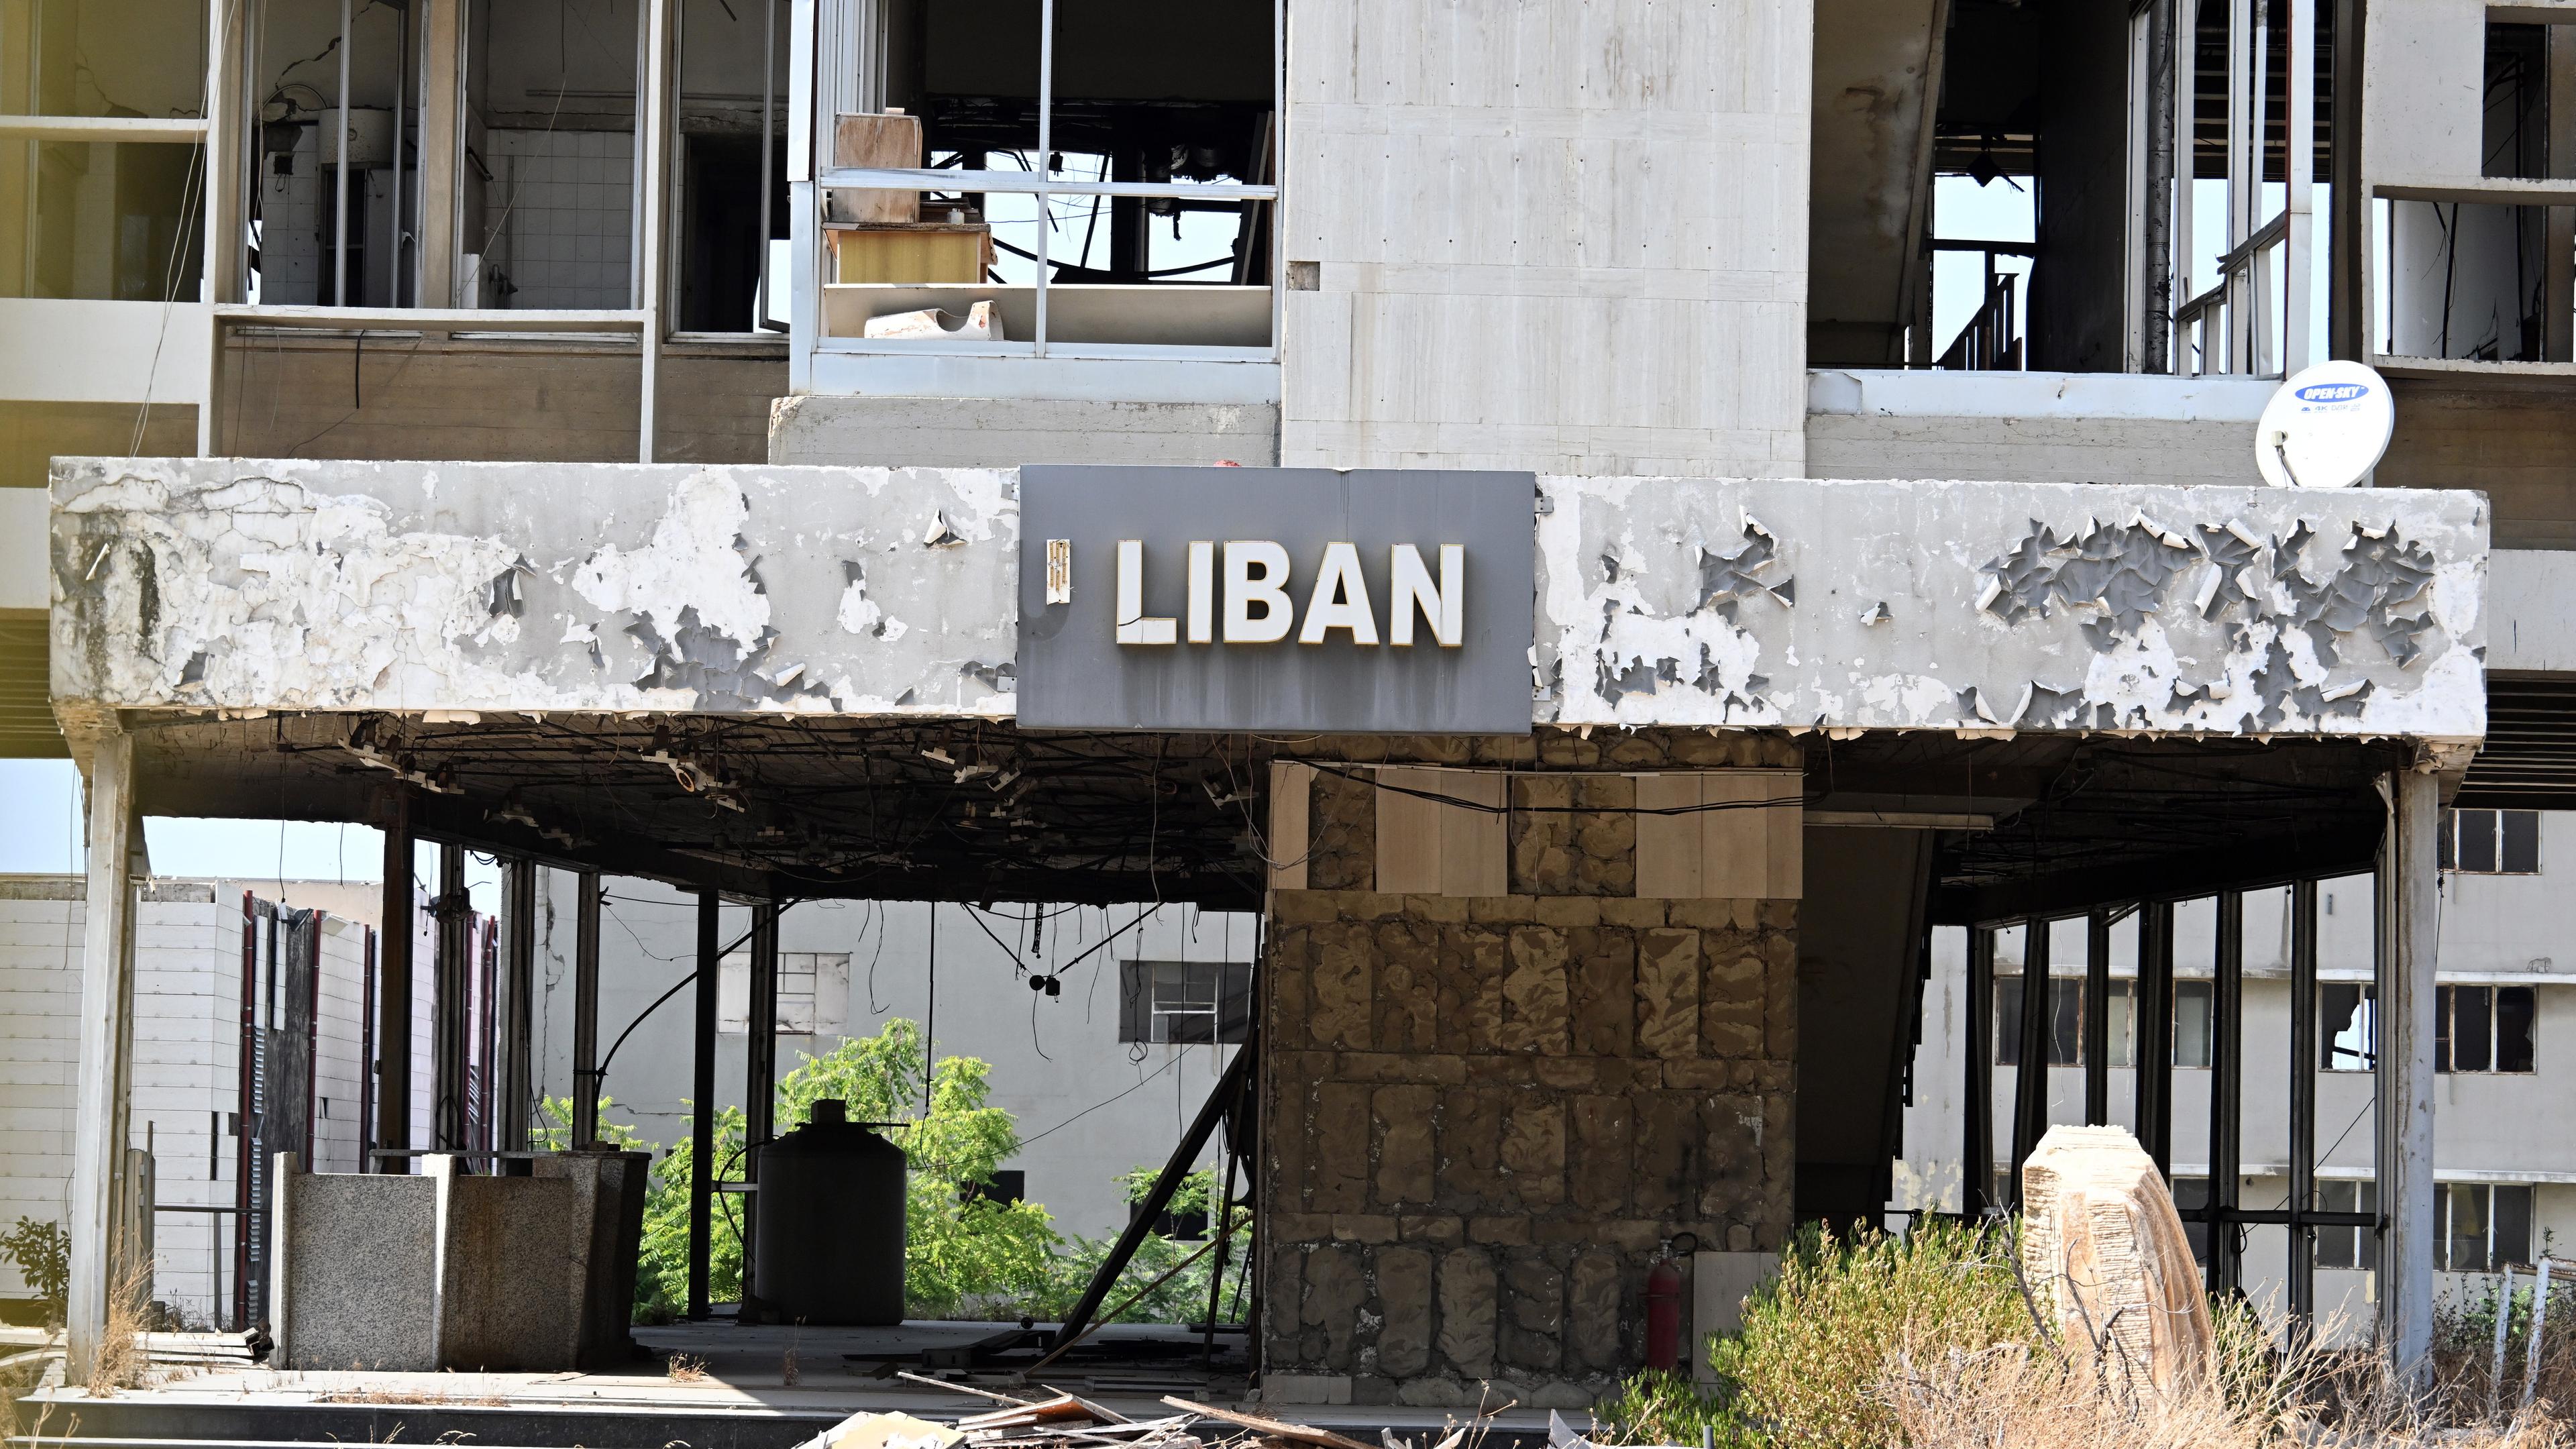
{"left": 1939, "top": 272, "right": 2022, "bottom": 372}
{"left": 2176, "top": 211, "right": 2289, "bottom": 376}
{"left": 2163, "top": 0, "right": 2314, "bottom": 378}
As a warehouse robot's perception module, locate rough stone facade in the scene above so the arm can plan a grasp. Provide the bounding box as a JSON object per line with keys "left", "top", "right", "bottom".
{"left": 1259, "top": 733, "right": 1800, "bottom": 1407}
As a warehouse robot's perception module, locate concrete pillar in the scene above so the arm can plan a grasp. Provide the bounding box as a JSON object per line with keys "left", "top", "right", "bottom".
{"left": 689, "top": 890, "right": 719, "bottom": 1319}
{"left": 376, "top": 792, "right": 413, "bottom": 1169}
{"left": 2379, "top": 768, "right": 2441, "bottom": 1377}
{"left": 199, "top": 0, "right": 247, "bottom": 458}
{"left": 572, "top": 872, "right": 602, "bottom": 1149}
{"left": 500, "top": 859, "right": 537, "bottom": 1153}
{"left": 416, "top": 0, "right": 464, "bottom": 306}
{"left": 432, "top": 843, "right": 470, "bottom": 1152}
{"left": 637, "top": 0, "right": 673, "bottom": 461}
{"left": 66, "top": 731, "right": 139, "bottom": 1380}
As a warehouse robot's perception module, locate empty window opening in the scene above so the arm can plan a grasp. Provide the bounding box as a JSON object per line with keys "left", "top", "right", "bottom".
{"left": 717, "top": 951, "right": 852, "bottom": 1036}
{"left": 2314, "top": 1179, "right": 2377, "bottom": 1270}
{"left": 2441, "top": 808, "right": 2541, "bottom": 874}
{"left": 2434, "top": 984, "right": 2536, "bottom": 1075}
{"left": 2321, "top": 982, "right": 2376, "bottom": 1072}
{"left": 2438, "top": 1182, "right": 2534, "bottom": 1273}
{"left": 1116, "top": 959, "right": 1251, "bottom": 1045}
{"left": 820, "top": 0, "right": 1277, "bottom": 350}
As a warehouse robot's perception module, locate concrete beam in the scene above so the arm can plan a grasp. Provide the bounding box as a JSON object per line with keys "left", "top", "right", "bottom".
{"left": 66, "top": 729, "right": 138, "bottom": 1379}
{"left": 48, "top": 459, "right": 2490, "bottom": 744}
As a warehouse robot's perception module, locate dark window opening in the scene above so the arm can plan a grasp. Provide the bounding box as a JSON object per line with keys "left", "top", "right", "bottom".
{"left": 1118, "top": 959, "right": 1253, "bottom": 1045}
{"left": 2437, "top": 984, "right": 2537, "bottom": 1075}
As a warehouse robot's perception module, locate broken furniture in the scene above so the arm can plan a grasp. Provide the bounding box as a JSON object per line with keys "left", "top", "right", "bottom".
{"left": 270, "top": 1147, "right": 650, "bottom": 1371}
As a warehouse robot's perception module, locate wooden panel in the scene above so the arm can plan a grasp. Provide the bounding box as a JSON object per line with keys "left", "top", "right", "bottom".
{"left": 1632, "top": 773, "right": 1705, "bottom": 900}
{"left": 1632, "top": 770, "right": 1804, "bottom": 901}
{"left": 830, "top": 226, "right": 994, "bottom": 284}
{"left": 1268, "top": 761, "right": 1313, "bottom": 892}
{"left": 831, "top": 113, "right": 924, "bottom": 224}
{"left": 1375, "top": 767, "right": 1445, "bottom": 895}
{"left": 1436, "top": 771, "right": 1509, "bottom": 896}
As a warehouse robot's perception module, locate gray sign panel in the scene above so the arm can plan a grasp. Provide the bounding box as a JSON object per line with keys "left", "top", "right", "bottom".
{"left": 1016, "top": 466, "right": 1535, "bottom": 733}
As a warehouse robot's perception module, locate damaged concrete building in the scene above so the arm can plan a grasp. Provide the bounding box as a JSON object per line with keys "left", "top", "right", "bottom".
{"left": 3, "top": 0, "right": 2571, "bottom": 1429}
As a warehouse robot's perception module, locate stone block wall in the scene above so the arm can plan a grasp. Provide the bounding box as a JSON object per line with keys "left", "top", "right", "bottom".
{"left": 1258, "top": 733, "right": 1802, "bottom": 1407}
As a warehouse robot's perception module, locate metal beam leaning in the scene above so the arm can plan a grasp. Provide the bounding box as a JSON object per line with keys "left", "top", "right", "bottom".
{"left": 2381, "top": 769, "right": 2442, "bottom": 1378}
{"left": 2010, "top": 918, "right": 2052, "bottom": 1208}
{"left": 501, "top": 858, "right": 538, "bottom": 1155}
{"left": 2209, "top": 890, "right": 2244, "bottom": 1296}
{"left": 690, "top": 890, "right": 720, "bottom": 1320}
{"left": 2084, "top": 910, "right": 2111, "bottom": 1125}
{"left": 1964, "top": 926, "right": 1996, "bottom": 1218}
{"left": 433, "top": 843, "right": 470, "bottom": 1152}
{"left": 66, "top": 730, "right": 138, "bottom": 1380}
{"left": 2289, "top": 877, "right": 2320, "bottom": 1330}
{"left": 375, "top": 790, "right": 415, "bottom": 1170}
{"left": 2135, "top": 900, "right": 2176, "bottom": 1173}
{"left": 574, "top": 871, "right": 603, "bottom": 1149}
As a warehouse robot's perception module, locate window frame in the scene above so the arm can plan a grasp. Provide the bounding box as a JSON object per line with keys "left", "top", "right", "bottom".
{"left": 807, "top": 0, "right": 1285, "bottom": 364}
{"left": 1118, "top": 958, "right": 1254, "bottom": 1044}
{"left": 2437, "top": 1181, "right": 2535, "bottom": 1272}
{"left": 2320, "top": 982, "right": 2378, "bottom": 1072}
{"left": 2443, "top": 808, "right": 2542, "bottom": 875}
{"left": 2434, "top": 983, "right": 2538, "bottom": 1075}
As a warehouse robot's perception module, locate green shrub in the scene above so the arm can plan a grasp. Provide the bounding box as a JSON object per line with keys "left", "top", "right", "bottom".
{"left": 0, "top": 1218, "right": 68, "bottom": 1324}
{"left": 1593, "top": 1368, "right": 1743, "bottom": 1447}
{"left": 1709, "top": 1218, "right": 2031, "bottom": 1449}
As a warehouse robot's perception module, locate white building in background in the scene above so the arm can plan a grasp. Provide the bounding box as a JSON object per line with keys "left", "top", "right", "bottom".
{"left": 1898, "top": 808, "right": 2576, "bottom": 1338}
{"left": 522, "top": 877, "right": 1256, "bottom": 1243}
{"left": 0, "top": 877, "right": 405, "bottom": 1328}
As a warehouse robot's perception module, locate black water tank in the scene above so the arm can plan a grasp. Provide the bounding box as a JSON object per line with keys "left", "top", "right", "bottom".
{"left": 750, "top": 1099, "right": 907, "bottom": 1325}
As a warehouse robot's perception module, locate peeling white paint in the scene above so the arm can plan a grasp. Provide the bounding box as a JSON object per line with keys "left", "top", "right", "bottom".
{"left": 51, "top": 460, "right": 2485, "bottom": 742}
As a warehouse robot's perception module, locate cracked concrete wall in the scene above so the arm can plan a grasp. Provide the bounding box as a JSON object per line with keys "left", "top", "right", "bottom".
{"left": 50, "top": 458, "right": 2485, "bottom": 742}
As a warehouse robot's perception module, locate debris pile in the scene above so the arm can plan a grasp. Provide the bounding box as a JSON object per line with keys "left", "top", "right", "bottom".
{"left": 819, "top": 1379, "right": 1433, "bottom": 1449}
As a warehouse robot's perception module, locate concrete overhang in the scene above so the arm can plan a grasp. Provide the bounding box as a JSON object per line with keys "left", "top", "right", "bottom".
{"left": 48, "top": 456, "right": 2487, "bottom": 747}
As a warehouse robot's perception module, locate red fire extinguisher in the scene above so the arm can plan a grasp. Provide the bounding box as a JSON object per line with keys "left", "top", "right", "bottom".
{"left": 1645, "top": 1244, "right": 1683, "bottom": 1371}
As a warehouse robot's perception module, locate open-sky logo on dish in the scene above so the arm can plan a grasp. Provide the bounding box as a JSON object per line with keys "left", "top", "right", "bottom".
{"left": 2295, "top": 382, "right": 2372, "bottom": 405}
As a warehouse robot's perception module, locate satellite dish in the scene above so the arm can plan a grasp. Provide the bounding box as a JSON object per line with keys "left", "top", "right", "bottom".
{"left": 2254, "top": 360, "right": 2394, "bottom": 488}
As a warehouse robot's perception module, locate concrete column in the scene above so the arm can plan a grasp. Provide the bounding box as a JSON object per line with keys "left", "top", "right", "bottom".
{"left": 376, "top": 791, "right": 414, "bottom": 1169}
{"left": 688, "top": 890, "right": 719, "bottom": 1319}
{"left": 432, "top": 843, "right": 469, "bottom": 1152}
{"left": 199, "top": 0, "right": 248, "bottom": 458}
{"left": 66, "top": 731, "right": 139, "bottom": 1380}
{"left": 416, "top": 0, "right": 464, "bottom": 306}
{"left": 2379, "top": 769, "right": 2441, "bottom": 1377}
{"left": 499, "top": 859, "right": 537, "bottom": 1153}
{"left": 637, "top": 0, "right": 673, "bottom": 461}
{"left": 573, "top": 871, "right": 602, "bottom": 1149}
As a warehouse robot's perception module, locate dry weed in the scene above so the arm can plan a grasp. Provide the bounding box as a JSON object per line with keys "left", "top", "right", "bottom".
{"left": 666, "top": 1353, "right": 708, "bottom": 1383}
{"left": 81, "top": 1260, "right": 154, "bottom": 1396}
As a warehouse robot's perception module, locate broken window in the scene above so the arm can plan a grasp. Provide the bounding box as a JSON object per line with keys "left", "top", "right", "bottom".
{"left": 2320, "top": 982, "right": 2376, "bottom": 1071}
{"left": 2435, "top": 985, "right": 2537, "bottom": 1075}
{"left": 0, "top": 0, "right": 211, "bottom": 302}
{"left": 716, "top": 951, "right": 851, "bottom": 1036}
{"left": 2442, "top": 809, "right": 2541, "bottom": 874}
{"left": 2314, "top": 1178, "right": 2377, "bottom": 1270}
{"left": 2438, "top": 1182, "right": 2534, "bottom": 1272}
{"left": 816, "top": 0, "right": 1277, "bottom": 350}
{"left": 1117, "top": 959, "right": 1251, "bottom": 1044}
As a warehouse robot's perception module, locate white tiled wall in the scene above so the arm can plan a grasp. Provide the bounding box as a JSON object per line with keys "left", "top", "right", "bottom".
{"left": 486, "top": 128, "right": 635, "bottom": 311}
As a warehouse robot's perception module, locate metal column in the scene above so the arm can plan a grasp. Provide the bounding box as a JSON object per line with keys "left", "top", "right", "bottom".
{"left": 1964, "top": 926, "right": 1996, "bottom": 1217}
{"left": 431, "top": 843, "right": 469, "bottom": 1153}
{"left": 66, "top": 731, "right": 139, "bottom": 1381}
{"left": 741, "top": 901, "right": 782, "bottom": 1301}
{"left": 374, "top": 790, "right": 414, "bottom": 1169}
{"left": 2010, "top": 918, "right": 2052, "bottom": 1208}
{"left": 572, "top": 871, "right": 602, "bottom": 1149}
{"left": 688, "top": 890, "right": 720, "bottom": 1320}
{"left": 500, "top": 859, "right": 537, "bottom": 1154}
{"left": 2288, "top": 877, "right": 2320, "bottom": 1328}
{"left": 2135, "top": 900, "right": 2176, "bottom": 1173}
{"left": 2208, "top": 890, "right": 2245, "bottom": 1296}
{"left": 2084, "top": 910, "right": 2111, "bottom": 1125}
{"left": 2380, "top": 769, "right": 2442, "bottom": 1377}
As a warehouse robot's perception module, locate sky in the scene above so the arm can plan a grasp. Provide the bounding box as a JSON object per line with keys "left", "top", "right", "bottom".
{"left": 1, "top": 757, "right": 500, "bottom": 910}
